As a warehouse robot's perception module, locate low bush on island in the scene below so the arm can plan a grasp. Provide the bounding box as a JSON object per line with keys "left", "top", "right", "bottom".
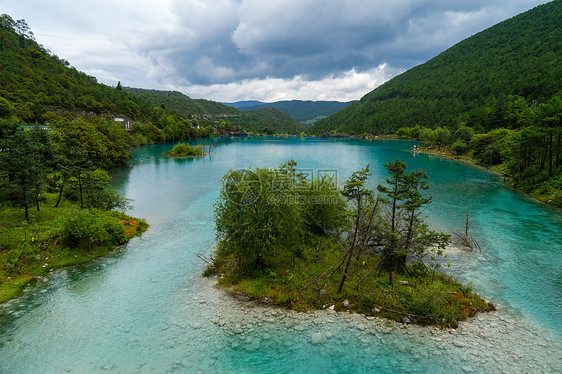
{"left": 167, "top": 143, "right": 204, "bottom": 157}
{"left": 207, "top": 160, "right": 494, "bottom": 327}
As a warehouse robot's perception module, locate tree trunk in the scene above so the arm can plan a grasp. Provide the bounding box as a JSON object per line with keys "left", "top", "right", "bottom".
{"left": 20, "top": 177, "right": 29, "bottom": 222}
{"left": 54, "top": 182, "right": 64, "bottom": 208}
{"left": 549, "top": 130, "right": 553, "bottom": 177}
{"left": 540, "top": 136, "right": 546, "bottom": 171}
{"left": 78, "top": 174, "right": 84, "bottom": 209}
{"left": 556, "top": 133, "right": 560, "bottom": 169}
{"left": 338, "top": 197, "right": 362, "bottom": 294}
{"left": 517, "top": 145, "right": 521, "bottom": 187}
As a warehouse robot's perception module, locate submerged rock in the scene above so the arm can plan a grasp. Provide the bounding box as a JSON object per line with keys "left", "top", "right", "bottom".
{"left": 310, "top": 332, "right": 327, "bottom": 345}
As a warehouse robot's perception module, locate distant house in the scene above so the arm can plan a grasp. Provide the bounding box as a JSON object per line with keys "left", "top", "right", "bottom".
{"left": 115, "top": 117, "right": 132, "bottom": 130}
{"left": 21, "top": 124, "right": 50, "bottom": 131}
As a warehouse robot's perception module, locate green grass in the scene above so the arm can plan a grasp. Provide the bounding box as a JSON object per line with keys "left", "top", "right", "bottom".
{"left": 207, "top": 243, "right": 494, "bottom": 328}
{"left": 0, "top": 194, "right": 148, "bottom": 304}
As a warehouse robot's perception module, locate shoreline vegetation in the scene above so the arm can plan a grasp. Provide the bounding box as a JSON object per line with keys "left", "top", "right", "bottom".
{"left": 0, "top": 119, "right": 150, "bottom": 304}
{"left": 205, "top": 160, "right": 495, "bottom": 328}
{"left": 0, "top": 193, "right": 147, "bottom": 304}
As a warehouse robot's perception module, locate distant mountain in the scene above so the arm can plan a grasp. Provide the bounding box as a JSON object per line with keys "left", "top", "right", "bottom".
{"left": 311, "top": 1, "right": 562, "bottom": 135}
{"left": 226, "top": 100, "right": 355, "bottom": 124}
{"left": 125, "top": 88, "right": 239, "bottom": 117}
{"left": 127, "top": 89, "right": 304, "bottom": 134}
{"left": 225, "top": 100, "right": 265, "bottom": 109}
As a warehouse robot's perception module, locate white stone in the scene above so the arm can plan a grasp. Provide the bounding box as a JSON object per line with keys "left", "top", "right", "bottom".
{"left": 310, "top": 332, "right": 327, "bottom": 345}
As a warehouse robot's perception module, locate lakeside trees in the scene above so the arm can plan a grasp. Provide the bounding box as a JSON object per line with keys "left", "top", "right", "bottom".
{"left": 0, "top": 120, "right": 130, "bottom": 220}
{"left": 395, "top": 95, "right": 562, "bottom": 206}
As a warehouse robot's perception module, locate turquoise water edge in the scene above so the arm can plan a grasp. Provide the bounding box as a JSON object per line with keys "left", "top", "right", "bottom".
{"left": 0, "top": 137, "right": 560, "bottom": 373}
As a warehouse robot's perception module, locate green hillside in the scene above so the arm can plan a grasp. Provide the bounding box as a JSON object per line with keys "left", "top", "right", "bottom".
{"left": 0, "top": 16, "right": 177, "bottom": 125}
{"left": 125, "top": 89, "right": 305, "bottom": 134}
{"left": 0, "top": 14, "right": 216, "bottom": 171}
{"left": 311, "top": 1, "right": 562, "bottom": 135}
{"left": 227, "top": 107, "right": 307, "bottom": 135}
{"left": 0, "top": 14, "right": 301, "bottom": 140}
{"left": 124, "top": 88, "right": 239, "bottom": 117}
{"left": 235, "top": 100, "right": 354, "bottom": 124}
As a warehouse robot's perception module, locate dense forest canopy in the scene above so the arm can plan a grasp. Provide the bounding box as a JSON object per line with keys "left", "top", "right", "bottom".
{"left": 311, "top": 0, "right": 562, "bottom": 135}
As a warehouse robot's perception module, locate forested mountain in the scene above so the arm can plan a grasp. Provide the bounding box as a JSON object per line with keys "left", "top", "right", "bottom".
{"left": 124, "top": 88, "right": 239, "bottom": 117}
{"left": 0, "top": 14, "right": 299, "bottom": 137}
{"left": 226, "top": 107, "right": 307, "bottom": 135}
{"left": 0, "top": 14, "right": 218, "bottom": 172}
{"left": 311, "top": 1, "right": 562, "bottom": 135}
{"left": 227, "top": 100, "right": 354, "bottom": 124}
{"left": 0, "top": 16, "right": 181, "bottom": 125}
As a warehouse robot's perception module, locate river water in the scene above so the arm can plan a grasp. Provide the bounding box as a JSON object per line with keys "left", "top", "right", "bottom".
{"left": 0, "top": 137, "right": 560, "bottom": 373}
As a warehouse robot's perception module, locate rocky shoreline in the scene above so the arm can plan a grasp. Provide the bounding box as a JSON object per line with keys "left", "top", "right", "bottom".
{"left": 186, "top": 276, "right": 561, "bottom": 373}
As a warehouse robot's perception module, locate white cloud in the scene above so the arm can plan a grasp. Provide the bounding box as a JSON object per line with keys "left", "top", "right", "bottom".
{"left": 184, "top": 64, "right": 403, "bottom": 102}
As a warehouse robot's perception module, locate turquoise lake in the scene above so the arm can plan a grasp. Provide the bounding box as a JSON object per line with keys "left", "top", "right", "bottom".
{"left": 0, "top": 137, "right": 560, "bottom": 373}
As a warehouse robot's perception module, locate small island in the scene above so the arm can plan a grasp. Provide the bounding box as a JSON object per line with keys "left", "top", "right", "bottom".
{"left": 166, "top": 143, "right": 208, "bottom": 157}
{"left": 206, "top": 160, "right": 494, "bottom": 328}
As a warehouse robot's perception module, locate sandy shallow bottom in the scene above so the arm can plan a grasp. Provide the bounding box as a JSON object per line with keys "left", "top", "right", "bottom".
{"left": 159, "top": 276, "right": 561, "bottom": 374}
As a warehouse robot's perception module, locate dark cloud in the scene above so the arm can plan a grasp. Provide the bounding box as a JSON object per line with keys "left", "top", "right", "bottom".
{"left": 0, "top": 0, "right": 550, "bottom": 101}
{"left": 138, "top": 0, "right": 548, "bottom": 86}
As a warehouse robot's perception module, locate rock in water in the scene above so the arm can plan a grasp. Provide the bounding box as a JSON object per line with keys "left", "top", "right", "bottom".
{"left": 310, "top": 332, "right": 327, "bottom": 345}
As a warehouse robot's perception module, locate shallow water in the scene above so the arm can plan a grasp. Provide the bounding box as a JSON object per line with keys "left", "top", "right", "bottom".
{"left": 0, "top": 137, "right": 560, "bottom": 373}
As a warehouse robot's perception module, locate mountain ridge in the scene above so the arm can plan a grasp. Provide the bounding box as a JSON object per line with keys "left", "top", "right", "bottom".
{"left": 311, "top": 1, "right": 562, "bottom": 135}
{"left": 226, "top": 100, "right": 355, "bottom": 124}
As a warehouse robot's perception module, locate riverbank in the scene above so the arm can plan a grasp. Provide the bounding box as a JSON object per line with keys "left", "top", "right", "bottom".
{"left": 0, "top": 194, "right": 148, "bottom": 304}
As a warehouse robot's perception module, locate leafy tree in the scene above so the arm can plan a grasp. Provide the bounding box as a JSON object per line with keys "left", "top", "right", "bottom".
{"left": 419, "top": 128, "right": 436, "bottom": 147}
{"left": 375, "top": 160, "right": 450, "bottom": 285}
{"left": 0, "top": 97, "right": 13, "bottom": 117}
{"left": 537, "top": 96, "right": 562, "bottom": 176}
{"left": 0, "top": 126, "right": 49, "bottom": 221}
{"left": 214, "top": 166, "right": 304, "bottom": 272}
{"left": 453, "top": 126, "right": 474, "bottom": 144}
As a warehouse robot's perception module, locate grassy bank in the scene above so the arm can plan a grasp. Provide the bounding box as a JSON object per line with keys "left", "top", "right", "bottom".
{"left": 0, "top": 194, "right": 147, "bottom": 304}
{"left": 206, "top": 243, "right": 494, "bottom": 328}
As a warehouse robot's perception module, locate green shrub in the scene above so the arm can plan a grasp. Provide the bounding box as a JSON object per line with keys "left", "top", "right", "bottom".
{"left": 58, "top": 209, "right": 127, "bottom": 248}
{"left": 169, "top": 143, "right": 203, "bottom": 156}
{"left": 409, "top": 288, "right": 446, "bottom": 321}
{"left": 451, "top": 140, "right": 468, "bottom": 155}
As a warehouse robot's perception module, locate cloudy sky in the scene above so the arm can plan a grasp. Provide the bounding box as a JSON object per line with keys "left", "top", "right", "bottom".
{"left": 1, "top": 0, "right": 550, "bottom": 102}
